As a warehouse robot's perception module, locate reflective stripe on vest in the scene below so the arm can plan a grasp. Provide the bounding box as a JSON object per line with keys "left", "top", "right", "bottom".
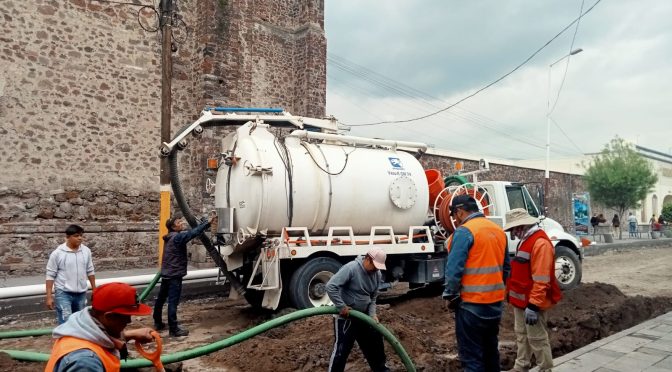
{"left": 516, "top": 251, "right": 530, "bottom": 260}
{"left": 45, "top": 336, "right": 120, "bottom": 372}
{"left": 506, "top": 229, "right": 560, "bottom": 309}
{"left": 460, "top": 217, "right": 507, "bottom": 304}
{"left": 508, "top": 290, "right": 526, "bottom": 301}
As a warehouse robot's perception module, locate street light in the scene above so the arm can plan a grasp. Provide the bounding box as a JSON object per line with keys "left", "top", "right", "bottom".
{"left": 544, "top": 48, "right": 583, "bottom": 210}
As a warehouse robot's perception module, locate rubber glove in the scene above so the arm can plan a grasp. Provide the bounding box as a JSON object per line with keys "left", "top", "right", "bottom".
{"left": 524, "top": 307, "right": 539, "bottom": 325}
{"left": 442, "top": 294, "right": 461, "bottom": 311}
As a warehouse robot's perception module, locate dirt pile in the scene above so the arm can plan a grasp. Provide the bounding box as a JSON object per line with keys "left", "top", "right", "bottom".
{"left": 1, "top": 283, "right": 671, "bottom": 371}
{"left": 200, "top": 283, "right": 672, "bottom": 371}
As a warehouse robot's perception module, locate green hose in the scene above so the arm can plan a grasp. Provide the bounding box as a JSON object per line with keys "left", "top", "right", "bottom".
{"left": 138, "top": 272, "right": 162, "bottom": 302}
{"left": 1, "top": 307, "right": 416, "bottom": 371}
{"left": 444, "top": 174, "right": 468, "bottom": 187}
{"left": 0, "top": 272, "right": 162, "bottom": 340}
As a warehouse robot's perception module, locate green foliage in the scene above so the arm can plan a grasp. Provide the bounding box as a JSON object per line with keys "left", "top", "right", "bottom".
{"left": 662, "top": 204, "right": 672, "bottom": 223}
{"left": 583, "top": 137, "right": 658, "bottom": 218}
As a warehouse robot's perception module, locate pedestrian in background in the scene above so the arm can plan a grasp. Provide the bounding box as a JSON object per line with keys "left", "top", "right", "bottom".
{"left": 612, "top": 214, "right": 620, "bottom": 236}
{"left": 504, "top": 209, "right": 562, "bottom": 372}
{"left": 590, "top": 213, "right": 599, "bottom": 234}
{"left": 627, "top": 212, "right": 638, "bottom": 237}
{"left": 45, "top": 282, "right": 155, "bottom": 372}
{"left": 45, "top": 224, "right": 96, "bottom": 324}
{"left": 325, "top": 248, "right": 390, "bottom": 372}
{"left": 443, "top": 195, "right": 510, "bottom": 372}
{"left": 153, "top": 214, "right": 216, "bottom": 337}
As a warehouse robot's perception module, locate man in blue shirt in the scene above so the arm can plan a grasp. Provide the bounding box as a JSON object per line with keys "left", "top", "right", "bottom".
{"left": 443, "top": 195, "right": 510, "bottom": 372}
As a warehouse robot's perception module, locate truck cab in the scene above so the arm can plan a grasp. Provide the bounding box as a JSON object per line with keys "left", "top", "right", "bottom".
{"left": 478, "top": 181, "right": 583, "bottom": 290}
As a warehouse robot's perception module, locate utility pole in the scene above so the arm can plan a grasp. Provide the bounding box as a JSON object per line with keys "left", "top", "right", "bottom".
{"left": 159, "top": 0, "right": 173, "bottom": 265}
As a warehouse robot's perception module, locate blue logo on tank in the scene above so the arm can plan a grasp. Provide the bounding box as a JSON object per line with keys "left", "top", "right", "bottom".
{"left": 389, "top": 157, "right": 403, "bottom": 169}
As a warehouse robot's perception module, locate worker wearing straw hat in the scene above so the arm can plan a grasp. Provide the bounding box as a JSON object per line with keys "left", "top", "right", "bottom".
{"left": 503, "top": 209, "right": 562, "bottom": 372}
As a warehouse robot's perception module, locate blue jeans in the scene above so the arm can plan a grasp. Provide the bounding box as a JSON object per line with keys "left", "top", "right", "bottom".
{"left": 153, "top": 277, "right": 183, "bottom": 331}
{"left": 455, "top": 307, "right": 501, "bottom": 372}
{"left": 54, "top": 289, "right": 86, "bottom": 325}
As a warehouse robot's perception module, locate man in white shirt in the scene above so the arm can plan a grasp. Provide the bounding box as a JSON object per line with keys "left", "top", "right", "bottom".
{"left": 46, "top": 224, "right": 96, "bottom": 324}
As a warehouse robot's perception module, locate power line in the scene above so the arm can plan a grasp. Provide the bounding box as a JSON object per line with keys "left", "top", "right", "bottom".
{"left": 548, "top": 0, "right": 585, "bottom": 116}
{"left": 328, "top": 55, "right": 582, "bottom": 157}
{"left": 344, "top": 0, "right": 603, "bottom": 127}
{"left": 551, "top": 117, "right": 584, "bottom": 154}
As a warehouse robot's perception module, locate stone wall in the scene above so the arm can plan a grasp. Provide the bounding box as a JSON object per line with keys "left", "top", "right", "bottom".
{"left": 0, "top": 0, "right": 587, "bottom": 277}
{"left": 0, "top": 0, "right": 327, "bottom": 276}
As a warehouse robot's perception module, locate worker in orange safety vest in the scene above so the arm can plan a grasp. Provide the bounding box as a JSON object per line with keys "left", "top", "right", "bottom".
{"left": 45, "top": 282, "right": 157, "bottom": 372}
{"left": 503, "top": 208, "right": 562, "bottom": 372}
{"left": 443, "top": 195, "right": 510, "bottom": 372}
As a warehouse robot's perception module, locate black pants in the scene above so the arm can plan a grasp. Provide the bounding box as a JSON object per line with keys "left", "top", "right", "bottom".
{"left": 153, "top": 277, "right": 183, "bottom": 331}
{"left": 328, "top": 316, "right": 389, "bottom": 372}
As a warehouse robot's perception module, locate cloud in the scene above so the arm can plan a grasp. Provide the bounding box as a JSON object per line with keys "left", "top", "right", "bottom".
{"left": 325, "top": 0, "right": 672, "bottom": 159}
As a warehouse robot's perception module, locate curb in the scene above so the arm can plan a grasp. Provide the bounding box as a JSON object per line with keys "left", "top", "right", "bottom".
{"left": 582, "top": 238, "right": 672, "bottom": 257}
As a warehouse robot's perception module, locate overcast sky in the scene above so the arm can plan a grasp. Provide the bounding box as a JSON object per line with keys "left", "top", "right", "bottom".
{"left": 324, "top": 0, "right": 672, "bottom": 161}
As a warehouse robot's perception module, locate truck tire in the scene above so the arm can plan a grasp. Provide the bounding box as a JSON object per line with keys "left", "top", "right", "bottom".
{"left": 289, "top": 257, "right": 342, "bottom": 309}
{"left": 555, "top": 245, "right": 582, "bottom": 290}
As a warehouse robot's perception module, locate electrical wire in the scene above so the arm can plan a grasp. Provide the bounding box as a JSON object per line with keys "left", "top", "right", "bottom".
{"left": 343, "top": 0, "right": 603, "bottom": 127}
{"left": 301, "top": 142, "right": 354, "bottom": 176}
{"left": 551, "top": 117, "right": 584, "bottom": 154}
{"left": 273, "top": 134, "right": 294, "bottom": 226}
{"left": 328, "top": 56, "right": 581, "bottom": 157}
{"left": 548, "top": 0, "right": 585, "bottom": 116}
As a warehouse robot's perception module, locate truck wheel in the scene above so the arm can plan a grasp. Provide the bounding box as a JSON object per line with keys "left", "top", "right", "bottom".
{"left": 289, "top": 257, "right": 342, "bottom": 309}
{"left": 555, "top": 245, "right": 582, "bottom": 290}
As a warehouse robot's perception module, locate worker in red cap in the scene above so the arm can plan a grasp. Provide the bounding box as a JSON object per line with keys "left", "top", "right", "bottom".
{"left": 45, "top": 282, "right": 156, "bottom": 372}
{"left": 325, "top": 247, "right": 390, "bottom": 372}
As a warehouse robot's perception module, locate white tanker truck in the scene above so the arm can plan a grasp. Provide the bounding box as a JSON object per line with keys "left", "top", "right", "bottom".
{"left": 162, "top": 108, "right": 584, "bottom": 310}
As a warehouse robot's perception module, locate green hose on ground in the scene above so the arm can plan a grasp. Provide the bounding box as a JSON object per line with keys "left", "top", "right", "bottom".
{"left": 2, "top": 306, "right": 416, "bottom": 371}
{"left": 0, "top": 272, "right": 162, "bottom": 340}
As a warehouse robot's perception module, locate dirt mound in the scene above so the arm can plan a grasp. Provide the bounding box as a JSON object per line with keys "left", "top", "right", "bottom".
{"left": 1, "top": 283, "right": 671, "bottom": 371}
{"left": 0, "top": 352, "right": 45, "bottom": 372}
{"left": 202, "top": 283, "right": 672, "bottom": 371}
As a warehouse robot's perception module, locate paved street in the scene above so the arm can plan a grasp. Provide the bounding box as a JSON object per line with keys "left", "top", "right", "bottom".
{"left": 539, "top": 311, "right": 672, "bottom": 372}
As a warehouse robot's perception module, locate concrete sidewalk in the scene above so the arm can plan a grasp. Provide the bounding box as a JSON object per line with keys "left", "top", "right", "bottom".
{"left": 536, "top": 310, "right": 672, "bottom": 372}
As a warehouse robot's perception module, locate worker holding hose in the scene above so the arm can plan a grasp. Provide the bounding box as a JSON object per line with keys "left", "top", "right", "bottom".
{"left": 45, "top": 282, "right": 156, "bottom": 372}
{"left": 153, "top": 213, "right": 216, "bottom": 337}
{"left": 326, "top": 248, "right": 390, "bottom": 372}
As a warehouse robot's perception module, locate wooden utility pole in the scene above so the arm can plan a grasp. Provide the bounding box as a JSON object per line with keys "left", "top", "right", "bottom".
{"left": 158, "top": 0, "right": 173, "bottom": 265}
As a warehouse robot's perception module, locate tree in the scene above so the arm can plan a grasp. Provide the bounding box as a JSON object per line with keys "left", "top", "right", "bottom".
{"left": 583, "top": 137, "right": 658, "bottom": 239}
{"left": 662, "top": 204, "right": 672, "bottom": 225}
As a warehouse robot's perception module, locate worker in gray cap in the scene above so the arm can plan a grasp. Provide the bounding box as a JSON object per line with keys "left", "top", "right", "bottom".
{"left": 326, "top": 247, "right": 390, "bottom": 372}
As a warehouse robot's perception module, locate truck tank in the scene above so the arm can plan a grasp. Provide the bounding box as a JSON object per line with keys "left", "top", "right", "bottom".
{"left": 214, "top": 123, "right": 430, "bottom": 239}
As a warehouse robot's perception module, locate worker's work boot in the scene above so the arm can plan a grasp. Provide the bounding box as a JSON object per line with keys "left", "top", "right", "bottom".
{"left": 170, "top": 328, "right": 189, "bottom": 337}
{"left": 153, "top": 322, "right": 166, "bottom": 331}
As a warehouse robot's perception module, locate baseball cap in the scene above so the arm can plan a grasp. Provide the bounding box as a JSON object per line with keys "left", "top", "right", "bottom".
{"left": 450, "top": 194, "right": 478, "bottom": 213}
{"left": 92, "top": 282, "right": 152, "bottom": 316}
{"left": 366, "top": 248, "right": 387, "bottom": 270}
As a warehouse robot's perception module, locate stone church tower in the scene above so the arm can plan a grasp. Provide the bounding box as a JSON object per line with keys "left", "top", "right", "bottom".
{"left": 0, "top": 0, "right": 326, "bottom": 274}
